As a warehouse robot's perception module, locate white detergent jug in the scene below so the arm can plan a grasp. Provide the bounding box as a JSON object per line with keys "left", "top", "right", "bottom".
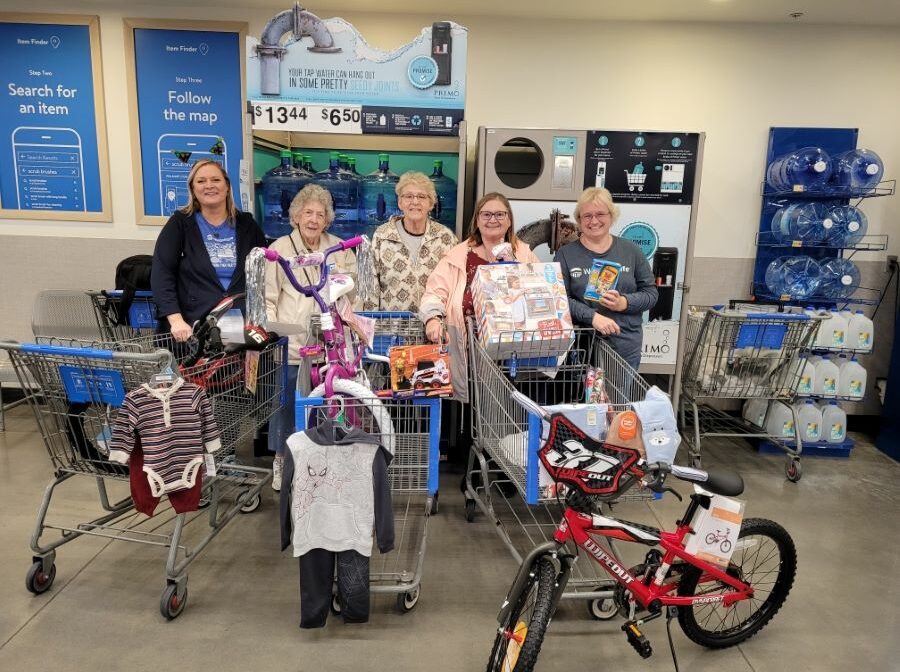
{"left": 793, "top": 400, "right": 822, "bottom": 443}
{"left": 765, "top": 401, "right": 795, "bottom": 439}
{"left": 848, "top": 310, "right": 873, "bottom": 352}
{"left": 814, "top": 356, "right": 840, "bottom": 397}
{"left": 822, "top": 401, "right": 847, "bottom": 443}
{"left": 742, "top": 399, "right": 768, "bottom": 427}
{"left": 839, "top": 356, "right": 867, "bottom": 399}
{"left": 795, "top": 355, "right": 815, "bottom": 396}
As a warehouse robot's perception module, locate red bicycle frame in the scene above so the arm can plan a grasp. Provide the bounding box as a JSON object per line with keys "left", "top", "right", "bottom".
{"left": 554, "top": 500, "right": 753, "bottom": 610}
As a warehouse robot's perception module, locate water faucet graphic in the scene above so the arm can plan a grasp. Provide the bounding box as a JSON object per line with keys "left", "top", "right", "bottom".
{"left": 256, "top": 3, "right": 341, "bottom": 96}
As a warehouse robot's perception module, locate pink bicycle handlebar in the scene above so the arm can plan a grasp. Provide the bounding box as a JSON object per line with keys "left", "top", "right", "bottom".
{"left": 341, "top": 236, "right": 364, "bottom": 250}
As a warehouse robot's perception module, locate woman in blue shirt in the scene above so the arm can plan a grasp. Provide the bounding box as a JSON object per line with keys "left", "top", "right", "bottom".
{"left": 152, "top": 159, "right": 266, "bottom": 341}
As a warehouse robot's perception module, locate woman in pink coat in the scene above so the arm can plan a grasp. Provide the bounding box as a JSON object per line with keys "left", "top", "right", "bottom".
{"left": 419, "top": 192, "right": 539, "bottom": 465}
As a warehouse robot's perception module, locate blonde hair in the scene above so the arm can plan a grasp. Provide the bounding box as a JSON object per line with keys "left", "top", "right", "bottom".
{"left": 574, "top": 187, "right": 620, "bottom": 225}
{"left": 466, "top": 192, "right": 521, "bottom": 251}
{"left": 289, "top": 184, "right": 335, "bottom": 228}
{"left": 181, "top": 159, "right": 238, "bottom": 223}
{"left": 395, "top": 171, "right": 437, "bottom": 204}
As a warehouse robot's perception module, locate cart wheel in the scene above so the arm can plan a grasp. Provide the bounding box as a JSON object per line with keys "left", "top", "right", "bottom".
{"left": 638, "top": 185, "right": 644, "bottom": 192}
{"left": 160, "top": 583, "right": 187, "bottom": 620}
{"left": 786, "top": 460, "right": 802, "bottom": 482}
{"left": 465, "top": 499, "right": 476, "bottom": 523}
{"left": 25, "top": 561, "right": 56, "bottom": 595}
{"left": 430, "top": 492, "right": 439, "bottom": 515}
{"left": 331, "top": 594, "right": 342, "bottom": 615}
{"left": 239, "top": 494, "right": 261, "bottom": 514}
{"left": 397, "top": 587, "right": 420, "bottom": 613}
{"left": 587, "top": 595, "right": 618, "bottom": 621}
{"left": 690, "top": 454, "right": 702, "bottom": 470}
{"left": 197, "top": 497, "right": 211, "bottom": 509}
{"left": 629, "top": 186, "right": 635, "bottom": 192}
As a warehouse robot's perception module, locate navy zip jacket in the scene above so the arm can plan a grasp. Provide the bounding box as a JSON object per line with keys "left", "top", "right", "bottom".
{"left": 151, "top": 210, "right": 266, "bottom": 327}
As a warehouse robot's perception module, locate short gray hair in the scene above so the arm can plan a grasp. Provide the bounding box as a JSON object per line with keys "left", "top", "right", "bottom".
{"left": 395, "top": 171, "right": 437, "bottom": 204}
{"left": 289, "top": 184, "right": 335, "bottom": 227}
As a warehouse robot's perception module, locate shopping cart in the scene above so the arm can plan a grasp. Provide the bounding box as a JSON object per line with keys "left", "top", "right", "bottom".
{"left": 90, "top": 289, "right": 159, "bottom": 340}
{"left": 294, "top": 311, "right": 438, "bottom": 613}
{"left": 467, "top": 320, "right": 658, "bottom": 615}
{"left": 679, "top": 305, "right": 821, "bottom": 481}
{"left": 624, "top": 169, "right": 647, "bottom": 192}
{"left": 0, "top": 333, "right": 286, "bottom": 619}
{"left": 307, "top": 310, "right": 426, "bottom": 392}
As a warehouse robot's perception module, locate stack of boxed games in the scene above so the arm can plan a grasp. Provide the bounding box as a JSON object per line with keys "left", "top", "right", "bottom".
{"left": 471, "top": 262, "right": 575, "bottom": 359}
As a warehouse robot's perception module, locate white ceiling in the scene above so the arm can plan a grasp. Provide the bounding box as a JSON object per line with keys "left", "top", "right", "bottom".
{"left": 81, "top": 0, "right": 900, "bottom": 26}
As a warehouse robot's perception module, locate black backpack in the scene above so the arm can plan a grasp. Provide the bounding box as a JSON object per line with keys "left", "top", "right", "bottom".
{"left": 110, "top": 255, "right": 153, "bottom": 326}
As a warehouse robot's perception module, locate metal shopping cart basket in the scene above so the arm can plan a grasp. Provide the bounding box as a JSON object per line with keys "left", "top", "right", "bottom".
{"left": 466, "top": 319, "right": 660, "bottom": 614}
{"left": 295, "top": 312, "right": 438, "bottom": 613}
{"left": 679, "top": 305, "right": 821, "bottom": 482}
{"left": 0, "top": 333, "right": 286, "bottom": 619}
{"left": 90, "top": 290, "right": 159, "bottom": 341}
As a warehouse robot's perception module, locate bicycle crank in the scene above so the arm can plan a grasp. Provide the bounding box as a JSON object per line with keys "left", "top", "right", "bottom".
{"left": 622, "top": 620, "right": 653, "bottom": 659}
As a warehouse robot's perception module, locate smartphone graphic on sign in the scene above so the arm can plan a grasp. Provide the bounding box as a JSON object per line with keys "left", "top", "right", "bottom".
{"left": 157, "top": 134, "right": 227, "bottom": 215}
{"left": 431, "top": 22, "right": 452, "bottom": 85}
{"left": 12, "top": 127, "right": 86, "bottom": 211}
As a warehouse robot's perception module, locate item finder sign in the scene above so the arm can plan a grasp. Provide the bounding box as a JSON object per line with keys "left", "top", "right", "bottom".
{"left": 127, "top": 22, "right": 245, "bottom": 221}
{"left": 0, "top": 15, "right": 110, "bottom": 220}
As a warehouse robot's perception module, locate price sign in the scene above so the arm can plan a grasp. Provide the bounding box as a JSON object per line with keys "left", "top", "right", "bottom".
{"left": 251, "top": 101, "right": 362, "bottom": 134}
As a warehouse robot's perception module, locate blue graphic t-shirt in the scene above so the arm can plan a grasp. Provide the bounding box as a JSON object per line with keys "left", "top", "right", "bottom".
{"left": 195, "top": 212, "right": 237, "bottom": 290}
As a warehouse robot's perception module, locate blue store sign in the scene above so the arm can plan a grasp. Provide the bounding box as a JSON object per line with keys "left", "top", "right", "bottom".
{"left": 130, "top": 24, "right": 244, "bottom": 219}
{"left": 0, "top": 17, "right": 109, "bottom": 219}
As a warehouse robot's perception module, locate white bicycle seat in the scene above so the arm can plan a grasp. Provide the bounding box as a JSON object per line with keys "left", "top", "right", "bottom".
{"left": 328, "top": 274, "right": 355, "bottom": 303}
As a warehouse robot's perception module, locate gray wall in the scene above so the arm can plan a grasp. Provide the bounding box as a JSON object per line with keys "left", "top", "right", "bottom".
{"left": 0, "top": 236, "right": 154, "bottom": 345}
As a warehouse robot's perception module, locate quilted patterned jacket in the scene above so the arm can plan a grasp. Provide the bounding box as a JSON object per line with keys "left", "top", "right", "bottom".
{"left": 362, "top": 217, "right": 458, "bottom": 312}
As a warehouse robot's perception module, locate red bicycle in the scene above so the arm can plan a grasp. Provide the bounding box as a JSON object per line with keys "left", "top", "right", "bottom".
{"left": 487, "top": 395, "right": 796, "bottom": 672}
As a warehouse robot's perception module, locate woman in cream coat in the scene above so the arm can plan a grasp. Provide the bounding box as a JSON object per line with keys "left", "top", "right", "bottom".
{"left": 265, "top": 184, "right": 357, "bottom": 491}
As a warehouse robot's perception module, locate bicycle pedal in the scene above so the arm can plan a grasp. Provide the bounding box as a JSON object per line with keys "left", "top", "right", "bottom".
{"left": 622, "top": 620, "right": 653, "bottom": 659}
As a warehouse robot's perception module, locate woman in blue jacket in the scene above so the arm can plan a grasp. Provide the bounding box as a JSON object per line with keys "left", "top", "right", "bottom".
{"left": 152, "top": 159, "right": 266, "bottom": 341}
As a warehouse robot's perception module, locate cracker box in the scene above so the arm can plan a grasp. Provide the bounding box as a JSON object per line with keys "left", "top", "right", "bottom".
{"left": 389, "top": 344, "right": 452, "bottom": 397}
{"left": 471, "top": 262, "right": 575, "bottom": 359}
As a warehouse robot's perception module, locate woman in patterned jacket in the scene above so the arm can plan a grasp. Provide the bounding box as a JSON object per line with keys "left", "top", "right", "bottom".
{"left": 363, "top": 171, "right": 457, "bottom": 312}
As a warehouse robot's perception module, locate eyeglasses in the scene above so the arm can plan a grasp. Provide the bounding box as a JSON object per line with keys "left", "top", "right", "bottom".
{"left": 478, "top": 211, "right": 509, "bottom": 221}
{"left": 581, "top": 212, "right": 611, "bottom": 222}
{"left": 400, "top": 193, "right": 430, "bottom": 202}
{"left": 299, "top": 209, "right": 327, "bottom": 221}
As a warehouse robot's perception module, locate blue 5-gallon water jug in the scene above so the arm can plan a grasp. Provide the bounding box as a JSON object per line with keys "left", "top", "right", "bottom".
{"left": 765, "top": 256, "right": 822, "bottom": 299}
{"left": 428, "top": 160, "right": 457, "bottom": 230}
{"left": 773, "top": 202, "right": 832, "bottom": 243}
{"left": 291, "top": 149, "right": 315, "bottom": 192}
{"left": 830, "top": 148, "right": 883, "bottom": 193}
{"left": 819, "top": 258, "right": 861, "bottom": 299}
{"left": 828, "top": 205, "right": 868, "bottom": 247}
{"left": 261, "top": 149, "right": 299, "bottom": 239}
{"left": 360, "top": 153, "right": 401, "bottom": 239}
{"left": 314, "top": 151, "right": 360, "bottom": 240}
{"left": 766, "top": 147, "right": 832, "bottom": 192}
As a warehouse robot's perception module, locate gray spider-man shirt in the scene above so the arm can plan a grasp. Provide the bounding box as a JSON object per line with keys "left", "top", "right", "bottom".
{"left": 279, "top": 419, "right": 394, "bottom": 557}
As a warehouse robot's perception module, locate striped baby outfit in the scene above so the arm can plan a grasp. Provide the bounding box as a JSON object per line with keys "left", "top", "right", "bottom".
{"left": 108, "top": 378, "right": 221, "bottom": 496}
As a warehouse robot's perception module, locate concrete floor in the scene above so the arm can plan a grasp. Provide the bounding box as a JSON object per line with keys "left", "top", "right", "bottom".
{"left": 1, "top": 402, "right": 899, "bottom": 672}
